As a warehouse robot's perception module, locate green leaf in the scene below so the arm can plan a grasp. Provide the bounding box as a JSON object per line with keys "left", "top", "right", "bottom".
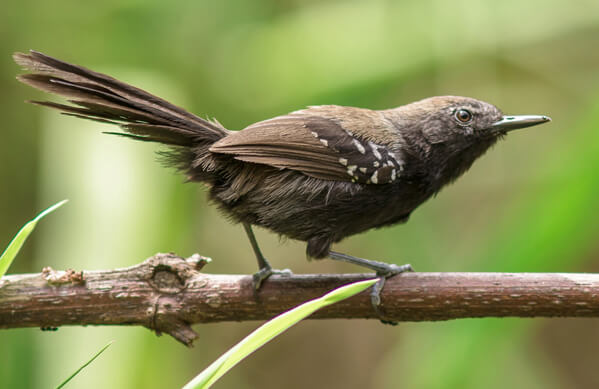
{"left": 0, "top": 199, "right": 68, "bottom": 277}
{"left": 183, "top": 278, "right": 378, "bottom": 389}
{"left": 56, "top": 341, "right": 114, "bottom": 389}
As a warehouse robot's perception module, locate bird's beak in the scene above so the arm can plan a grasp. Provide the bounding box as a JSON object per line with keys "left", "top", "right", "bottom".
{"left": 491, "top": 115, "right": 551, "bottom": 132}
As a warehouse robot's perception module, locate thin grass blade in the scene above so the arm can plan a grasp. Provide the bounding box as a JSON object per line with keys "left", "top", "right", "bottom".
{"left": 184, "top": 278, "right": 377, "bottom": 389}
{"left": 55, "top": 341, "right": 114, "bottom": 389}
{"left": 0, "top": 199, "right": 68, "bottom": 277}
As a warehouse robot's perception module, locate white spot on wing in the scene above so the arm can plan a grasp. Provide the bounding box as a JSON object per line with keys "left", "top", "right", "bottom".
{"left": 352, "top": 139, "right": 366, "bottom": 154}
{"left": 359, "top": 167, "right": 367, "bottom": 173}
{"left": 338, "top": 157, "right": 348, "bottom": 166}
{"left": 311, "top": 131, "right": 319, "bottom": 138}
{"left": 388, "top": 151, "right": 404, "bottom": 168}
{"left": 369, "top": 142, "right": 382, "bottom": 160}
{"left": 371, "top": 170, "right": 379, "bottom": 184}
{"left": 320, "top": 139, "right": 329, "bottom": 146}
{"left": 347, "top": 165, "right": 357, "bottom": 176}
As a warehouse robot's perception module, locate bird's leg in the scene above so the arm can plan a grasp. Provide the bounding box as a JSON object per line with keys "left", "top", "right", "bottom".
{"left": 243, "top": 223, "right": 291, "bottom": 289}
{"left": 328, "top": 251, "right": 413, "bottom": 324}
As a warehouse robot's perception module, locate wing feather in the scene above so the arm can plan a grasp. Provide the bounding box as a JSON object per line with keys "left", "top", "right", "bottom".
{"left": 210, "top": 108, "right": 405, "bottom": 184}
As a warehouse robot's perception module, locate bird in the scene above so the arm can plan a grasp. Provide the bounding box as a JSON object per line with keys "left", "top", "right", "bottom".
{"left": 13, "top": 50, "right": 551, "bottom": 321}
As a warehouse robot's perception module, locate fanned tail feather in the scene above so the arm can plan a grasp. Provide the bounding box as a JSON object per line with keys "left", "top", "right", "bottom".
{"left": 14, "top": 50, "right": 232, "bottom": 182}
{"left": 13, "top": 50, "right": 229, "bottom": 146}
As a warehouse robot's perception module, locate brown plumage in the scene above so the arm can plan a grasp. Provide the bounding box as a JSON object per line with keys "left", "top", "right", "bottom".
{"left": 13, "top": 51, "right": 551, "bottom": 318}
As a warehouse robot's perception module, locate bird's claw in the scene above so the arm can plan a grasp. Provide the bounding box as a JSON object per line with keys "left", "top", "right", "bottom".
{"left": 252, "top": 267, "right": 292, "bottom": 290}
{"left": 376, "top": 263, "right": 413, "bottom": 278}
{"left": 372, "top": 263, "right": 413, "bottom": 325}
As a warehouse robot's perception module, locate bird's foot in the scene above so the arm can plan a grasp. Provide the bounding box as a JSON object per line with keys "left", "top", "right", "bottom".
{"left": 371, "top": 263, "right": 413, "bottom": 325}
{"left": 252, "top": 266, "right": 293, "bottom": 290}
{"left": 327, "top": 251, "right": 414, "bottom": 324}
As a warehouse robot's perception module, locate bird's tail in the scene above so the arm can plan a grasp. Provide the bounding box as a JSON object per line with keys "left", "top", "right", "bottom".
{"left": 13, "top": 50, "right": 229, "bottom": 180}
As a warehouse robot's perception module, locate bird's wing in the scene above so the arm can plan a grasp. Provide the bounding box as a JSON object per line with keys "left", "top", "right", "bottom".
{"left": 209, "top": 108, "right": 404, "bottom": 184}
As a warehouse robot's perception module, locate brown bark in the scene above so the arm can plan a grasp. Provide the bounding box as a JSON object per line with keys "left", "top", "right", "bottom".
{"left": 0, "top": 253, "right": 598, "bottom": 346}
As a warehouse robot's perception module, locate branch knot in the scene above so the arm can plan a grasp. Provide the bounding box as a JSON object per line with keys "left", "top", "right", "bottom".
{"left": 141, "top": 253, "right": 208, "bottom": 346}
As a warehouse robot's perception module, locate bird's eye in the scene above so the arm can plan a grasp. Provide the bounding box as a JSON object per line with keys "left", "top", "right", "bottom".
{"left": 455, "top": 109, "right": 472, "bottom": 123}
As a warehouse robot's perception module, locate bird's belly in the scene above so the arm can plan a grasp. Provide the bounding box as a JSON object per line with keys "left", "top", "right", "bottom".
{"left": 215, "top": 171, "right": 427, "bottom": 243}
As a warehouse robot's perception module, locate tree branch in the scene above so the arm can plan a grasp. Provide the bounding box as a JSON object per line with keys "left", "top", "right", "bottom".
{"left": 1, "top": 253, "right": 598, "bottom": 346}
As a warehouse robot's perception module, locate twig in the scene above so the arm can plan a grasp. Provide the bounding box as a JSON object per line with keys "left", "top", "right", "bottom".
{"left": 0, "top": 253, "right": 598, "bottom": 346}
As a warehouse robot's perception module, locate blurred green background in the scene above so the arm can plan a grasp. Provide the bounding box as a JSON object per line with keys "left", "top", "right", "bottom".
{"left": 2, "top": 0, "right": 599, "bottom": 388}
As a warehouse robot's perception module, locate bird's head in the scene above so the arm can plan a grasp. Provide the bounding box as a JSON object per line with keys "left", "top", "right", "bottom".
{"left": 385, "top": 96, "right": 551, "bottom": 187}
{"left": 390, "top": 95, "right": 550, "bottom": 146}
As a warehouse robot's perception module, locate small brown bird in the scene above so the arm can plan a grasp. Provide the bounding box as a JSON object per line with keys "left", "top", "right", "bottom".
{"left": 14, "top": 51, "right": 550, "bottom": 321}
